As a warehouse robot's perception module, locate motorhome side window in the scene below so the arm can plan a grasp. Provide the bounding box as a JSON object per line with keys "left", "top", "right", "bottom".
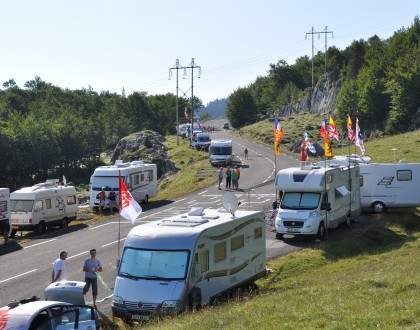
{"left": 140, "top": 174, "right": 144, "bottom": 182}
{"left": 254, "top": 226, "right": 263, "bottom": 239}
{"left": 214, "top": 242, "right": 226, "bottom": 263}
{"left": 35, "top": 200, "right": 43, "bottom": 211}
{"left": 326, "top": 173, "right": 333, "bottom": 184}
{"left": 67, "top": 196, "right": 77, "bottom": 205}
{"left": 46, "top": 199, "right": 52, "bottom": 209}
{"left": 397, "top": 170, "right": 412, "bottom": 181}
{"left": 134, "top": 175, "right": 139, "bottom": 185}
{"left": 191, "top": 251, "right": 209, "bottom": 276}
{"left": 231, "top": 235, "right": 244, "bottom": 252}
{"left": 0, "top": 201, "right": 7, "bottom": 213}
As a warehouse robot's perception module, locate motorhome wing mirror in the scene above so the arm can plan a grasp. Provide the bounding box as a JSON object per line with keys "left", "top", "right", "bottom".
{"left": 116, "top": 258, "right": 121, "bottom": 268}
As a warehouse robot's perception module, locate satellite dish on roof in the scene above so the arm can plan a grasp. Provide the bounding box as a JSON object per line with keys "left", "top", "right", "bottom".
{"left": 222, "top": 191, "right": 239, "bottom": 216}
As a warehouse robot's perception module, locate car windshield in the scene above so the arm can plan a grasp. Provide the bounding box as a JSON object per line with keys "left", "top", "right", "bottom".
{"left": 119, "top": 248, "right": 190, "bottom": 280}
{"left": 281, "top": 192, "right": 320, "bottom": 210}
{"left": 197, "top": 136, "right": 210, "bottom": 142}
{"left": 209, "top": 146, "right": 232, "bottom": 155}
{"left": 10, "top": 200, "right": 34, "bottom": 212}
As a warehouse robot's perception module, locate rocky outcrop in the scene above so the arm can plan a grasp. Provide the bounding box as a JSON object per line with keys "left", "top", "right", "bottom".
{"left": 111, "top": 130, "right": 178, "bottom": 179}
{"left": 279, "top": 75, "right": 343, "bottom": 116}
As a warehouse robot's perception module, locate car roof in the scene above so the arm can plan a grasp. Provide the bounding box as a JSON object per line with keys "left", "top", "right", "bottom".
{"left": 1, "top": 300, "right": 71, "bottom": 316}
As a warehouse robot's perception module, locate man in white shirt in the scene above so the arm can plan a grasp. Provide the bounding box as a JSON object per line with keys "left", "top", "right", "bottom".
{"left": 52, "top": 250, "right": 68, "bottom": 282}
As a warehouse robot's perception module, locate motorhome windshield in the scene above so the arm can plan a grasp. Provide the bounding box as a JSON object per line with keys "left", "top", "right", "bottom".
{"left": 10, "top": 199, "right": 34, "bottom": 212}
{"left": 209, "top": 146, "right": 232, "bottom": 155}
{"left": 119, "top": 248, "right": 190, "bottom": 280}
{"left": 281, "top": 192, "right": 320, "bottom": 210}
{"left": 92, "top": 176, "right": 122, "bottom": 191}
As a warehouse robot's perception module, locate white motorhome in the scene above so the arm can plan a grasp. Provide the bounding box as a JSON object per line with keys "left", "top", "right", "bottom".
{"left": 359, "top": 162, "right": 420, "bottom": 213}
{"left": 10, "top": 179, "right": 78, "bottom": 236}
{"left": 90, "top": 160, "right": 157, "bottom": 209}
{"left": 274, "top": 161, "right": 361, "bottom": 240}
{"left": 0, "top": 188, "right": 11, "bottom": 229}
{"left": 209, "top": 139, "right": 233, "bottom": 166}
{"left": 190, "top": 132, "right": 211, "bottom": 151}
{"left": 112, "top": 205, "right": 266, "bottom": 322}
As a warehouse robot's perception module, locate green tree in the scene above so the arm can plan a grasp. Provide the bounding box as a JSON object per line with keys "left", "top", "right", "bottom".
{"left": 226, "top": 87, "right": 257, "bottom": 128}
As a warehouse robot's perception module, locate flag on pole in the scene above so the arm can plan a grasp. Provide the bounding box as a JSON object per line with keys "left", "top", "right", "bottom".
{"left": 320, "top": 119, "right": 332, "bottom": 157}
{"left": 347, "top": 114, "right": 356, "bottom": 143}
{"left": 274, "top": 116, "right": 283, "bottom": 155}
{"left": 300, "top": 138, "right": 308, "bottom": 161}
{"left": 304, "top": 131, "right": 316, "bottom": 154}
{"left": 119, "top": 172, "right": 142, "bottom": 224}
{"left": 320, "top": 119, "right": 327, "bottom": 141}
{"left": 196, "top": 119, "right": 201, "bottom": 128}
{"left": 328, "top": 116, "right": 339, "bottom": 141}
{"left": 355, "top": 118, "right": 366, "bottom": 155}
{"left": 184, "top": 107, "right": 189, "bottom": 121}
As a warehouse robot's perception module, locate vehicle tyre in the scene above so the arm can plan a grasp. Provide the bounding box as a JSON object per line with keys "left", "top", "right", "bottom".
{"left": 36, "top": 222, "right": 47, "bottom": 235}
{"left": 10, "top": 229, "right": 17, "bottom": 238}
{"left": 372, "top": 201, "right": 385, "bottom": 214}
{"left": 317, "top": 222, "right": 328, "bottom": 241}
{"left": 275, "top": 233, "right": 284, "bottom": 239}
{"left": 143, "top": 195, "right": 149, "bottom": 204}
{"left": 60, "top": 218, "right": 68, "bottom": 229}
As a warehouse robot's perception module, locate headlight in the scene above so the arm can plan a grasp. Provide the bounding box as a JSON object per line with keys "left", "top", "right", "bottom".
{"left": 308, "top": 211, "right": 318, "bottom": 219}
{"left": 113, "top": 295, "right": 124, "bottom": 305}
{"left": 162, "top": 300, "right": 179, "bottom": 308}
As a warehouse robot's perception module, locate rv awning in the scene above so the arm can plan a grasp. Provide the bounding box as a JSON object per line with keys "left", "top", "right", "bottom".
{"left": 336, "top": 186, "right": 350, "bottom": 197}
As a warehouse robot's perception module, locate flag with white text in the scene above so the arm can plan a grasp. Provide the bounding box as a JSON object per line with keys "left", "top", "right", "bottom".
{"left": 119, "top": 172, "right": 142, "bottom": 224}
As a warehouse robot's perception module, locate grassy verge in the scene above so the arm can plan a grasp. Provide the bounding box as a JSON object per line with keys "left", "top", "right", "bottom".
{"left": 135, "top": 209, "right": 419, "bottom": 329}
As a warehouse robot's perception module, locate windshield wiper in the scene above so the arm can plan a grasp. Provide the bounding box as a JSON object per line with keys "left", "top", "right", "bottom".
{"left": 120, "top": 272, "right": 139, "bottom": 281}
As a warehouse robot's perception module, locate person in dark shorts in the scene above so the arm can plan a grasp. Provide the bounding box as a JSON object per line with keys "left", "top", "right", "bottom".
{"left": 83, "top": 248, "right": 103, "bottom": 308}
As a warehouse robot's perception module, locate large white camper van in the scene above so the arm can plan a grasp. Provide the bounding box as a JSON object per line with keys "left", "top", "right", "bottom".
{"left": 112, "top": 202, "right": 266, "bottom": 322}
{"left": 209, "top": 139, "right": 233, "bottom": 166}
{"left": 359, "top": 162, "right": 420, "bottom": 213}
{"left": 90, "top": 160, "right": 157, "bottom": 209}
{"left": 10, "top": 179, "right": 78, "bottom": 236}
{"left": 274, "top": 161, "right": 361, "bottom": 240}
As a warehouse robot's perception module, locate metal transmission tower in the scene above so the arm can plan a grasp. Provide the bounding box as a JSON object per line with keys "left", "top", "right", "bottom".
{"left": 319, "top": 26, "right": 334, "bottom": 75}
{"left": 184, "top": 58, "right": 201, "bottom": 128}
{"left": 306, "top": 27, "right": 317, "bottom": 88}
{"left": 169, "top": 59, "right": 184, "bottom": 145}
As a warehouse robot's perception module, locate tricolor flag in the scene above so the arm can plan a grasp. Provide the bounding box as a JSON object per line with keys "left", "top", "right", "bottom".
{"left": 119, "top": 172, "right": 142, "bottom": 224}
{"left": 320, "top": 119, "right": 327, "bottom": 141}
{"left": 328, "top": 116, "right": 339, "bottom": 141}
{"left": 184, "top": 107, "right": 189, "bottom": 120}
{"left": 347, "top": 115, "right": 356, "bottom": 142}
{"left": 274, "top": 116, "right": 284, "bottom": 155}
{"left": 355, "top": 118, "right": 366, "bottom": 155}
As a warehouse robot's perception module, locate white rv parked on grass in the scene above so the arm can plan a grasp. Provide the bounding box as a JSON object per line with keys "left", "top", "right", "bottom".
{"left": 0, "top": 188, "right": 11, "bottom": 229}
{"left": 274, "top": 161, "right": 361, "bottom": 240}
{"left": 10, "top": 179, "right": 78, "bottom": 236}
{"left": 112, "top": 202, "right": 266, "bottom": 322}
{"left": 90, "top": 160, "right": 157, "bottom": 209}
{"left": 209, "top": 139, "right": 233, "bottom": 166}
{"left": 359, "top": 162, "right": 420, "bottom": 213}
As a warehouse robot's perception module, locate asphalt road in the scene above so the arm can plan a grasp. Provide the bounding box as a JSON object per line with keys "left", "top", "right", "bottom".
{"left": 0, "top": 118, "right": 370, "bottom": 324}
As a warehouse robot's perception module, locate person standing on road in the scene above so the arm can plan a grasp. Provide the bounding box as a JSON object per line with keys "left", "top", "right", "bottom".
{"left": 231, "top": 168, "right": 238, "bottom": 190}
{"left": 96, "top": 187, "right": 106, "bottom": 215}
{"left": 225, "top": 166, "right": 232, "bottom": 189}
{"left": 244, "top": 147, "right": 248, "bottom": 160}
{"left": 83, "top": 249, "right": 103, "bottom": 308}
{"left": 52, "top": 250, "right": 68, "bottom": 282}
{"left": 235, "top": 165, "right": 241, "bottom": 190}
{"left": 218, "top": 167, "right": 223, "bottom": 190}
{"left": 108, "top": 188, "right": 117, "bottom": 214}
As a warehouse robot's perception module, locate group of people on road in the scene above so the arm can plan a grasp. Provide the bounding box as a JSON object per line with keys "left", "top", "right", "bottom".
{"left": 218, "top": 165, "right": 241, "bottom": 190}
{"left": 52, "top": 248, "right": 103, "bottom": 308}
{"left": 96, "top": 187, "right": 119, "bottom": 215}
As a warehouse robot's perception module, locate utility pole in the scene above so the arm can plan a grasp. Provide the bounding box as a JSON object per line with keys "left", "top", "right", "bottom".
{"left": 169, "top": 59, "right": 183, "bottom": 145}
{"left": 184, "top": 58, "right": 201, "bottom": 128}
{"left": 306, "top": 27, "right": 317, "bottom": 88}
{"left": 319, "top": 26, "right": 334, "bottom": 75}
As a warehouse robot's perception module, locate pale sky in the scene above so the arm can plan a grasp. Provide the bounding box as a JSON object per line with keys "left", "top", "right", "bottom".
{"left": 1, "top": 1, "right": 419, "bottom": 105}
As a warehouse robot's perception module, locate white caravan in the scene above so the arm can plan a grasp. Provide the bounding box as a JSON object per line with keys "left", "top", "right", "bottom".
{"left": 112, "top": 203, "right": 266, "bottom": 322}
{"left": 209, "top": 139, "right": 233, "bottom": 166}
{"left": 359, "top": 162, "right": 420, "bottom": 213}
{"left": 90, "top": 160, "right": 157, "bottom": 209}
{"left": 10, "top": 179, "right": 78, "bottom": 236}
{"left": 0, "top": 188, "right": 11, "bottom": 229}
{"left": 274, "top": 161, "right": 361, "bottom": 240}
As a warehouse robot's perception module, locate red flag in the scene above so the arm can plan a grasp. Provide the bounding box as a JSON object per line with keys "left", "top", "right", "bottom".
{"left": 184, "top": 107, "right": 189, "bottom": 121}
{"left": 320, "top": 119, "right": 327, "bottom": 141}
{"left": 328, "top": 116, "right": 339, "bottom": 141}
{"left": 347, "top": 114, "right": 356, "bottom": 142}
{"left": 119, "top": 172, "right": 142, "bottom": 224}
{"left": 300, "top": 138, "right": 308, "bottom": 161}
{"left": 274, "top": 116, "right": 283, "bottom": 155}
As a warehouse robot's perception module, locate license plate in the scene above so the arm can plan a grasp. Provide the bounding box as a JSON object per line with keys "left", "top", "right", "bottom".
{"left": 131, "top": 314, "right": 149, "bottom": 321}
{"left": 12, "top": 225, "right": 19, "bottom": 230}
{"left": 286, "top": 228, "right": 300, "bottom": 232}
